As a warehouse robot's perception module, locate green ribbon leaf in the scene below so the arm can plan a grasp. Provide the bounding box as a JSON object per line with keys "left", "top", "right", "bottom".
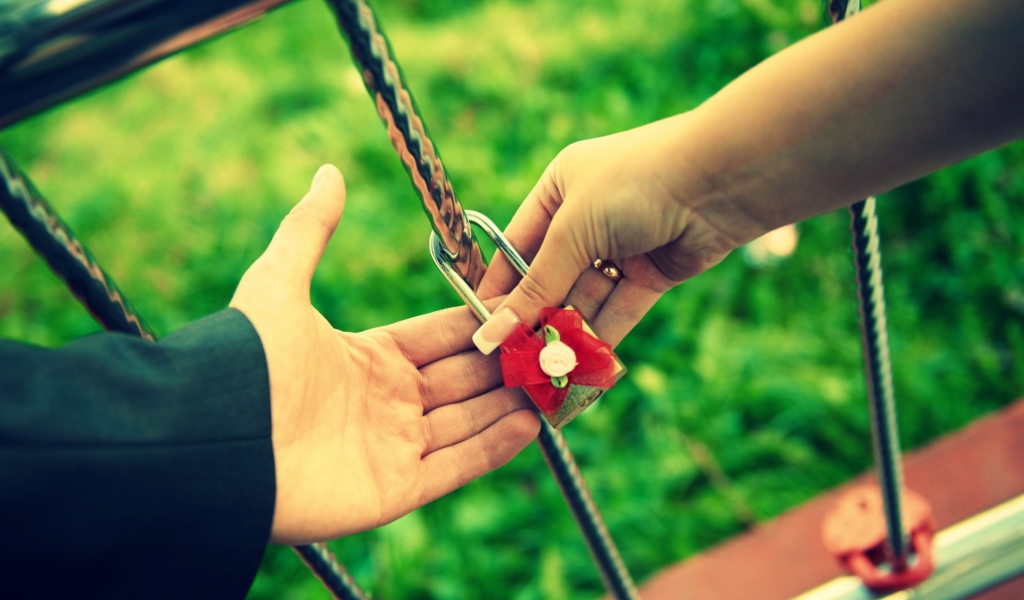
{"left": 543, "top": 325, "right": 560, "bottom": 344}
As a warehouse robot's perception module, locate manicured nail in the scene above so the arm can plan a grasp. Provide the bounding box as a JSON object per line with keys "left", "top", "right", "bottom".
{"left": 473, "top": 307, "right": 521, "bottom": 355}
{"left": 310, "top": 164, "right": 333, "bottom": 192}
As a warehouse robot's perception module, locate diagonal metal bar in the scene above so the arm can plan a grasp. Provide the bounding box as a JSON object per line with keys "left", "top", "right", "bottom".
{"left": 293, "top": 543, "right": 370, "bottom": 600}
{"left": 0, "top": 150, "right": 156, "bottom": 340}
{"left": 538, "top": 421, "right": 640, "bottom": 599}
{"left": 0, "top": 0, "right": 296, "bottom": 129}
{"left": 1, "top": 0, "right": 639, "bottom": 595}
{"left": 431, "top": 211, "right": 640, "bottom": 599}
{"left": 331, "top": 0, "right": 637, "bottom": 596}
{"left": 0, "top": 148, "right": 369, "bottom": 600}
{"left": 327, "top": 0, "right": 486, "bottom": 290}
{"left": 795, "top": 493, "right": 1024, "bottom": 600}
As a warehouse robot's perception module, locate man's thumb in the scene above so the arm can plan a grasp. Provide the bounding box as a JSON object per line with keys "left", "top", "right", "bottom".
{"left": 265, "top": 164, "right": 346, "bottom": 285}
{"left": 471, "top": 217, "right": 591, "bottom": 355}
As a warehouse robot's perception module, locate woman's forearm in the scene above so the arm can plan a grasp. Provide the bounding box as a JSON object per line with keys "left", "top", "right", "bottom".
{"left": 673, "top": 0, "right": 1024, "bottom": 242}
{"left": 470, "top": 0, "right": 1024, "bottom": 343}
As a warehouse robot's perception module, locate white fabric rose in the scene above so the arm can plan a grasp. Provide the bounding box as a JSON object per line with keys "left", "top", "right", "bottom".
{"left": 539, "top": 341, "right": 577, "bottom": 378}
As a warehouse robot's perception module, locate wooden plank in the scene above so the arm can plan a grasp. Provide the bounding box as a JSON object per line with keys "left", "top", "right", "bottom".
{"left": 634, "top": 400, "right": 1024, "bottom": 600}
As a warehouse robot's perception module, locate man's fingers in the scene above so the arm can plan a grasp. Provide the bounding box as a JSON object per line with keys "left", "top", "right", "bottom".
{"left": 263, "top": 164, "right": 346, "bottom": 286}
{"left": 472, "top": 212, "right": 591, "bottom": 355}
{"left": 419, "top": 350, "right": 503, "bottom": 412}
{"left": 422, "top": 387, "right": 533, "bottom": 454}
{"left": 418, "top": 410, "right": 540, "bottom": 505}
{"left": 378, "top": 296, "right": 506, "bottom": 367}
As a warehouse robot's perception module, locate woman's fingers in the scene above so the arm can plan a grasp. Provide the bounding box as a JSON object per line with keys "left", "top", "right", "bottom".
{"left": 589, "top": 255, "right": 674, "bottom": 346}
{"left": 476, "top": 167, "right": 562, "bottom": 302}
{"left": 591, "top": 277, "right": 665, "bottom": 347}
{"left": 472, "top": 212, "right": 592, "bottom": 354}
{"left": 415, "top": 262, "right": 618, "bottom": 419}
{"left": 563, "top": 266, "right": 617, "bottom": 321}
{"left": 418, "top": 409, "right": 540, "bottom": 505}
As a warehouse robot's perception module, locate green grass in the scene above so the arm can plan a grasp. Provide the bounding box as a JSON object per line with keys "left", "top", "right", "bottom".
{"left": 2, "top": 0, "right": 1023, "bottom": 598}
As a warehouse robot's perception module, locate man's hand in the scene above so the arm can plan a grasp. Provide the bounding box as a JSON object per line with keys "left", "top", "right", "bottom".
{"left": 230, "top": 165, "right": 540, "bottom": 545}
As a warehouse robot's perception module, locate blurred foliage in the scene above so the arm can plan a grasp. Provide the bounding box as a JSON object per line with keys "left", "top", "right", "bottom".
{"left": 1, "top": 0, "right": 1023, "bottom": 598}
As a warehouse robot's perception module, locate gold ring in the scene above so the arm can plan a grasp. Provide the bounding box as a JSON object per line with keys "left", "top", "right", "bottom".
{"left": 593, "top": 259, "right": 623, "bottom": 283}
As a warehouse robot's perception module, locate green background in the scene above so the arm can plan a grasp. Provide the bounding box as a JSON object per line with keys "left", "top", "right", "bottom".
{"left": 2, "top": 0, "right": 1023, "bottom": 598}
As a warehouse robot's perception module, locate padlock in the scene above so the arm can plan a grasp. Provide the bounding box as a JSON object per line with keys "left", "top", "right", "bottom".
{"left": 822, "top": 484, "right": 936, "bottom": 592}
{"left": 430, "top": 210, "right": 626, "bottom": 428}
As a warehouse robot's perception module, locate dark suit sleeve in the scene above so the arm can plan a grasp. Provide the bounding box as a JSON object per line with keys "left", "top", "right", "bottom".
{"left": 0, "top": 308, "right": 275, "bottom": 599}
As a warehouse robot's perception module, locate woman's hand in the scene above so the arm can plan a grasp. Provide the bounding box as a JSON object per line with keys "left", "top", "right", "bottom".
{"left": 473, "top": 114, "right": 750, "bottom": 351}
{"left": 474, "top": 0, "right": 1024, "bottom": 352}
{"left": 230, "top": 165, "right": 540, "bottom": 545}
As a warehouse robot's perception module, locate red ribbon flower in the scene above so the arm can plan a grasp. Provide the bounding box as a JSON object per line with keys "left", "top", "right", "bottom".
{"left": 499, "top": 307, "right": 621, "bottom": 414}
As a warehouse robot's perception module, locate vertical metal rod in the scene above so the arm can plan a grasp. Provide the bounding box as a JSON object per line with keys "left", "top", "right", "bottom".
{"left": 848, "top": 197, "right": 909, "bottom": 567}
{"left": 827, "top": 0, "right": 909, "bottom": 570}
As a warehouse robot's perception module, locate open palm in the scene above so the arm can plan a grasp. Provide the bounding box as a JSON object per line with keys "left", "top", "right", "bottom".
{"left": 230, "top": 165, "right": 539, "bottom": 545}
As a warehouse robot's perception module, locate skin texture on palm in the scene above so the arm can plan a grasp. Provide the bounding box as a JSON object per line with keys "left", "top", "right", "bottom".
{"left": 230, "top": 165, "right": 540, "bottom": 545}
{"left": 474, "top": 0, "right": 1024, "bottom": 352}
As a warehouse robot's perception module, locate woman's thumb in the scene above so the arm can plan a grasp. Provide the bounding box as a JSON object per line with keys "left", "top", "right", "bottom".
{"left": 472, "top": 216, "right": 592, "bottom": 354}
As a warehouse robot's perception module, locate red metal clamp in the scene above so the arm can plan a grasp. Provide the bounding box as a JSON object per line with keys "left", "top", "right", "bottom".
{"left": 822, "top": 485, "right": 936, "bottom": 592}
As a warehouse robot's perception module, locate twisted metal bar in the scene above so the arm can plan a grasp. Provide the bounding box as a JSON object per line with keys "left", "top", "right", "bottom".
{"left": 332, "top": 0, "right": 637, "bottom": 588}
{"left": 294, "top": 543, "right": 370, "bottom": 600}
{"left": 431, "top": 211, "right": 640, "bottom": 599}
{"left": 827, "top": 0, "right": 909, "bottom": 569}
{"left": 538, "top": 422, "right": 640, "bottom": 599}
{"left": 0, "top": 150, "right": 156, "bottom": 340}
{"left": 0, "top": 0, "right": 295, "bottom": 129}
{"left": 1, "top": 0, "right": 635, "bottom": 595}
{"left": 0, "top": 149, "right": 368, "bottom": 599}
{"left": 1, "top": 2, "right": 366, "bottom": 593}
{"left": 849, "top": 197, "right": 908, "bottom": 567}
{"left": 327, "top": 0, "right": 486, "bottom": 290}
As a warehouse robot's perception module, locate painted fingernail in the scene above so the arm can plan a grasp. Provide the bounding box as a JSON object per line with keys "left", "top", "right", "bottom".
{"left": 310, "top": 164, "right": 333, "bottom": 192}
{"left": 472, "top": 307, "right": 521, "bottom": 355}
